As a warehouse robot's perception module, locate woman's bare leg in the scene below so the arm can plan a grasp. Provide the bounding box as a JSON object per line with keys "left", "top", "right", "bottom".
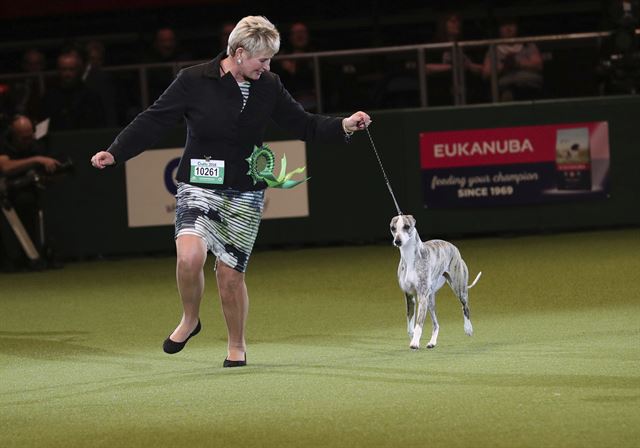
{"left": 170, "top": 234, "right": 207, "bottom": 342}
{"left": 216, "top": 260, "right": 248, "bottom": 361}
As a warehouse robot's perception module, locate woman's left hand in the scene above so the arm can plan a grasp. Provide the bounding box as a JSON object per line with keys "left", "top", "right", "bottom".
{"left": 342, "top": 111, "right": 372, "bottom": 133}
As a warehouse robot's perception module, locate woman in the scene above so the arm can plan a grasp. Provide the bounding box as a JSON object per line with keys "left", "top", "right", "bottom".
{"left": 425, "top": 12, "right": 484, "bottom": 105}
{"left": 426, "top": 12, "right": 483, "bottom": 77}
{"left": 482, "top": 17, "right": 543, "bottom": 101}
{"left": 90, "top": 16, "right": 371, "bottom": 367}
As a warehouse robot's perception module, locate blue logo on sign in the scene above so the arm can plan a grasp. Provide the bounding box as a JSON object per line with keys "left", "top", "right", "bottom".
{"left": 164, "top": 157, "right": 181, "bottom": 195}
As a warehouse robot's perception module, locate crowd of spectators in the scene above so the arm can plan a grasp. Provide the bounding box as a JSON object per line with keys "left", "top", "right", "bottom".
{"left": 0, "top": 8, "right": 632, "bottom": 138}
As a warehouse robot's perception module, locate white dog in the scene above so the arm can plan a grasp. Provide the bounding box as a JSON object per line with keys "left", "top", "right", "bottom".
{"left": 390, "top": 214, "right": 481, "bottom": 349}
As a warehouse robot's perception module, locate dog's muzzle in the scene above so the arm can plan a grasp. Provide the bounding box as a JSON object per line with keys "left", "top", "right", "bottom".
{"left": 393, "top": 239, "right": 402, "bottom": 247}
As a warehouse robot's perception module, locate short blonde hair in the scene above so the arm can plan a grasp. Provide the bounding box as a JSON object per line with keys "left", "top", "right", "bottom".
{"left": 227, "top": 16, "right": 280, "bottom": 58}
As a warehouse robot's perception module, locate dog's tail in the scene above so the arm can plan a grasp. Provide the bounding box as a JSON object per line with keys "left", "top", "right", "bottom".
{"left": 468, "top": 272, "right": 482, "bottom": 289}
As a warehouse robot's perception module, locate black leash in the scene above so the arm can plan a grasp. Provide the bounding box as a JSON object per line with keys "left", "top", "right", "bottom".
{"left": 364, "top": 124, "right": 403, "bottom": 215}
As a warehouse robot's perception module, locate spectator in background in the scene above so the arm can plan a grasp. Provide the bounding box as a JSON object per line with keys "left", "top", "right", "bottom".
{"left": 83, "top": 40, "right": 118, "bottom": 126}
{"left": 427, "top": 13, "right": 483, "bottom": 77}
{"left": 11, "top": 48, "right": 47, "bottom": 120}
{"left": 426, "top": 12, "right": 484, "bottom": 105}
{"left": 22, "top": 49, "right": 46, "bottom": 73}
{"left": 41, "top": 50, "right": 105, "bottom": 130}
{"left": 483, "top": 17, "right": 543, "bottom": 101}
{"left": 275, "top": 22, "right": 317, "bottom": 111}
{"left": 144, "top": 28, "right": 193, "bottom": 103}
{"left": 145, "top": 28, "right": 193, "bottom": 63}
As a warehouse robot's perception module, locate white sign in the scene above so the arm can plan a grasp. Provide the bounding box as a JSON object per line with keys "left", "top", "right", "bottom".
{"left": 35, "top": 119, "right": 49, "bottom": 140}
{"left": 125, "top": 147, "right": 183, "bottom": 228}
{"left": 125, "top": 141, "right": 309, "bottom": 228}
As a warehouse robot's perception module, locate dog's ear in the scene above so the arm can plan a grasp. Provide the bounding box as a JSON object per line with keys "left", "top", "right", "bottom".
{"left": 406, "top": 215, "right": 416, "bottom": 228}
{"left": 390, "top": 216, "right": 399, "bottom": 228}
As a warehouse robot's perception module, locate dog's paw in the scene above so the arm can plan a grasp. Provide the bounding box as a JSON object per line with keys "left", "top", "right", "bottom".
{"left": 409, "top": 343, "right": 420, "bottom": 350}
{"left": 426, "top": 343, "right": 436, "bottom": 349}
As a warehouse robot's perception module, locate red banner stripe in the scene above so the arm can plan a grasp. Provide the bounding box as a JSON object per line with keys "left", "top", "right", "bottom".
{"left": 420, "top": 122, "right": 605, "bottom": 169}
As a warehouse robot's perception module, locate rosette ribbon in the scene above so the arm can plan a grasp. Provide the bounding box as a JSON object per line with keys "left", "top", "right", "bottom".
{"left": 246, "top": 144, "right": 309, "bottom": 189}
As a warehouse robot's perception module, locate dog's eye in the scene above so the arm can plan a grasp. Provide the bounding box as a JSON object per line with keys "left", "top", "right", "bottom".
{"left": 391, "top": 226, "right": 396, "bottom": 231}
{"left": 403, "top": 224, "right": 410, "bottom": 230}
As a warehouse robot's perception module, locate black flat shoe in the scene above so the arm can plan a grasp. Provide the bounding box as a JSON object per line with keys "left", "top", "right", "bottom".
{"left": 163, "top": 320, "right": 201, "bottom": 354}
{"left": 223, "top": 354, "right": 247, "bottom": 368}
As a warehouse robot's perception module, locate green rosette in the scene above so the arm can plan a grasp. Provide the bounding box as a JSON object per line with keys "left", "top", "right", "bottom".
{"left": 245, "top": 144, "right": 310, "bottom": 189}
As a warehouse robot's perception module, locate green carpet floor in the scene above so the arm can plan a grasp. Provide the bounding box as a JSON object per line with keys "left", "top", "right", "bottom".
{"left": 1, "top": 229, "right": 639, "bottom": 447}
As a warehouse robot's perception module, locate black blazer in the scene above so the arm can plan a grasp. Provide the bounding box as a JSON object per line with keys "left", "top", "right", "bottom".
{"left": 108, "top": 52, "right": 346, "bottom": 191}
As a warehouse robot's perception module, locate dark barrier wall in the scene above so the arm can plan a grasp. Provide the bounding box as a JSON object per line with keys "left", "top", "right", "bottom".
{"left": 43, "top": 96, "right": 640, "bottom": 258}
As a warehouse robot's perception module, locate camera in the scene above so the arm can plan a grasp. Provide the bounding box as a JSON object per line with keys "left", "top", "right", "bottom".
{"left": 599, "top": 0, "right": 640, "bottom": 94}
{"left": 1, "top": 157, "right": 74, "bottom": 193}
{"left": 1, "top": 157, "right": 73, "bottom": 270}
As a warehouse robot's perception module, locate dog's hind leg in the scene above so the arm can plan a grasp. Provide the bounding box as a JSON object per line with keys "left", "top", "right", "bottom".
{"left": 409, "top": 294, "right": 429, "bottom": 350}
{"left": 405, "top": 293, "right": 416, "bottom": 339}
{"left": 426, "top": 293, "right": 439, "bottom": 349}
{"left": 459, "top": 289, "right": 473, "bottom": 336}
{"left": 445, "top": 272, "right": 473, "bottom": 337}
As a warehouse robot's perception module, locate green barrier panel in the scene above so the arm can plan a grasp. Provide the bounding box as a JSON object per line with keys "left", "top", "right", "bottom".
{"left": 40, "top": 96, "right": 640, "bottom": 259}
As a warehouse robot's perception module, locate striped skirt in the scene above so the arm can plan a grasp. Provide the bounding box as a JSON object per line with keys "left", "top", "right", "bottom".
{"left": 174, "top": 183, "right": 265, "bottom": 273}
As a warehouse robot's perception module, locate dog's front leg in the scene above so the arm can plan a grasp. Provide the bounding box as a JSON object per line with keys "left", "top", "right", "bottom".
{"left": 426, "top": 293, "right": 439, "bottom": 348}
{"left": 405, "top": 293, "right": 416, "bottom": 338}
{"left": 409, "top": 294, "right": 429, "bottom": 350}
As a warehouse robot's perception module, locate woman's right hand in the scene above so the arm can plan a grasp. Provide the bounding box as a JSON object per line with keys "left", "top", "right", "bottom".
{"left": 90, "top": 151, "right": 115, "bottom": 169}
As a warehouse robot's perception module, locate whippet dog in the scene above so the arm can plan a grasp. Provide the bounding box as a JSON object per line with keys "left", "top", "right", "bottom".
{"left": 390, "top": 215, "right": 482, "bottom": 350}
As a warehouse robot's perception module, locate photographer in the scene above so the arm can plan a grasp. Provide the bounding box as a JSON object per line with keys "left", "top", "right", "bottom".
{"left": 0, "top": 115, "right": 60, "bottom": 271}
